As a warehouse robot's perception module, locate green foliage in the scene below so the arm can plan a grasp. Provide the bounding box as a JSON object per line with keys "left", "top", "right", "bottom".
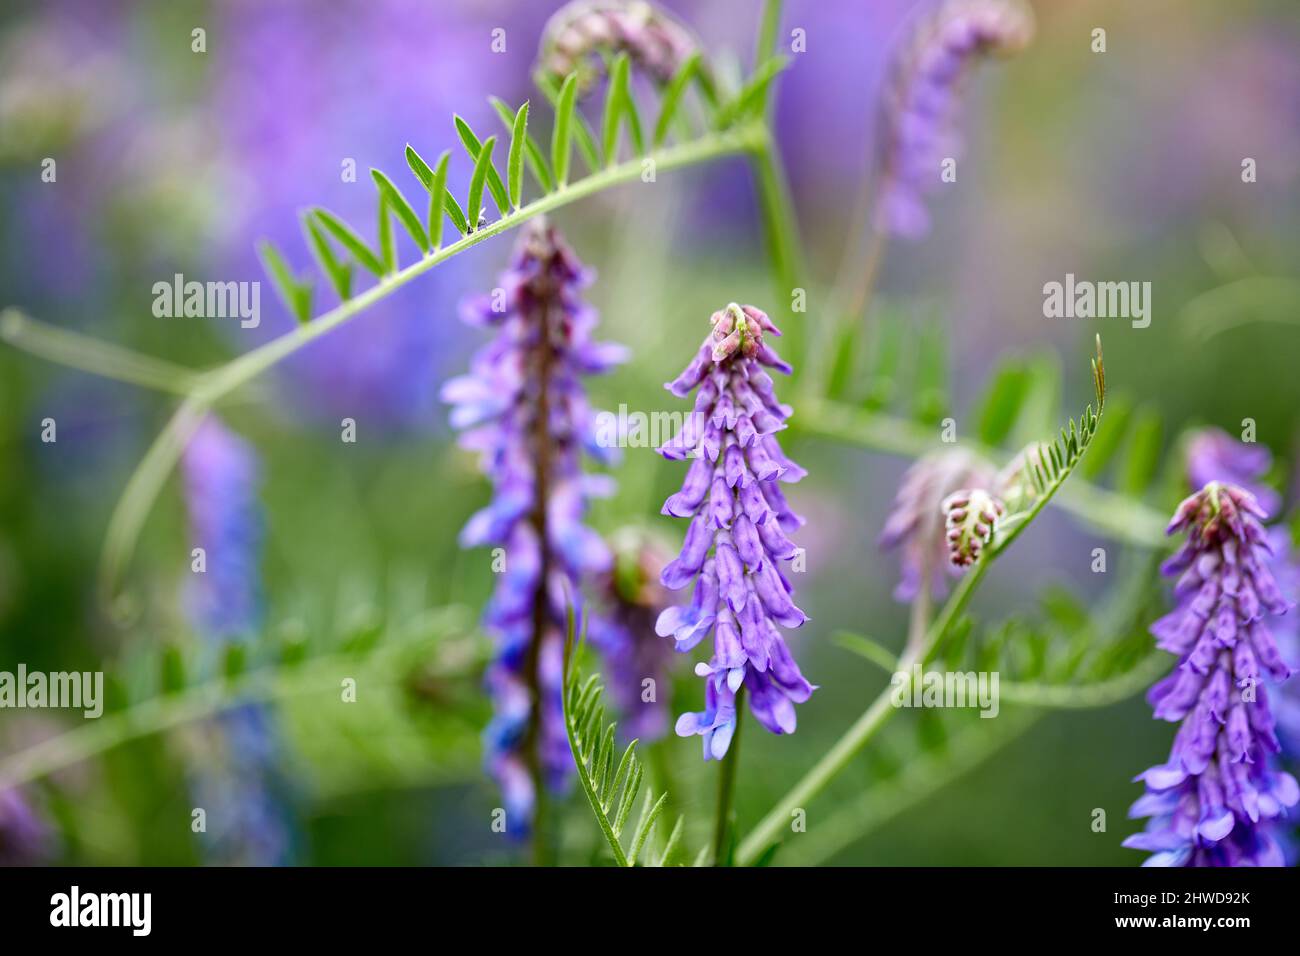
{"left": 563, "top": 626, "right": 684, "bottom": 867}
{"left": 256, "top": 240, "right": 312, "bottom": 324}
{"left": 0, "top": 603, "right": 484, "bottom": 791}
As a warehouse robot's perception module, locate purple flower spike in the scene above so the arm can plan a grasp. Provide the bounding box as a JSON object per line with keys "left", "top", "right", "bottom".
{"left": 656, "top": 304, "right": 814, "bottom": 761}
{"left": 445, "top": 218, "right": 623, "bottom": 831}
{"left": 876, "top": 0, "right": 1034, "bottom": 240}
{"left": 1126, "top": 483, "right": 1299, "bottom": 866}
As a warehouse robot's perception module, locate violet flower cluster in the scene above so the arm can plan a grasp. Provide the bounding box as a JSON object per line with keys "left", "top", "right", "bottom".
{"left": 876, "top": 0, "right": 1034, "bottom": 239}
{"left": 1125, "top": 483, "right": 1298, "bottom": 866}
{"left": 1185, "top": 428, "right": 1300, "bottom": 766}
{"left": 536, "top": 0, "right": 698, "bottom": 96}
{"left": 655, "top": 303, "right": 814, "bottom": 760}
{"left": 180, "top": 415, "right": 297, "bottom": 865}
{"left": 443, "top": 219, "right": 626, "bottom": 828}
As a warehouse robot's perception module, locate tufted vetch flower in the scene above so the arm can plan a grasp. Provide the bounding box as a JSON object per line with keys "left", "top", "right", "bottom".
{"left": 655, "top": 303, "right": 814, "bottom": 761}
{"left": 1125, "top": 482, "right": 1299, "bottom": 866}
{"left": 443, "top": 218, "right": 626, "bottom": 829}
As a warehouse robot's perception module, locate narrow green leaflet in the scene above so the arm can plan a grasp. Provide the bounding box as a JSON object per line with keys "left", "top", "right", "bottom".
{"left": 506, "top": 101, "right": 530, "bottom": 209}
{"left": 371, "top": 168, "right": 430, "bottom": 254}
{"left": 466, "top": 136, "right": 497, "bottom": 233}
{"left": 454, "top": 115, "right": 510, "bottom": 216}
{"left": 654, "top": 53, "right": 702, "bottom": 146}
{"left": 490, "top": 96, "right": 553, "bottom": 194}
{"left": 311, "top": 207, "right": 385, "bottom": 277}
{"left": 301, "top": 213, "right": 353, "bottom": 301}
{"left": 551, "top": 72, "right": 579, "bottom": 187}
{"left": 256, "top": 239, "right": 311, "bottom": 324}
{"left": 601, "top": 53, "right": 644, "bottom": 163}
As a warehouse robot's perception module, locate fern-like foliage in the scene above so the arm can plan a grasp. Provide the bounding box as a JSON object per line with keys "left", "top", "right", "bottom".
{"left": 563, "top": 633, "right": 684, "bottom": 867}
{"left": 0, "top": 596, "right": 483, "bottom": 791}
{"left": 253, "top": 54, "right": 732, "bottom": 327}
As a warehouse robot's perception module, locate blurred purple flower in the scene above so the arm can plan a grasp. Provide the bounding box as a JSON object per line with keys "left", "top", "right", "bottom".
{"left": 879, "top": 449, "right": 994, "bottom": 602}
{"left": 181, "top": 417, "right": 263, "bottom": 641}
{"left": 1187, "top": 427, "right": 1280, "bottom": 517}
{"left": 875, "top": 0, "right": 1033, "bottom": 239}
{"left": 1125, "top": 483, "right": 1299, "bottom": 866}
{"left": 443, "top": 219, "right": 625, "bottom": 830}
{"left": 536, "top": 0, "right": 700, "bottom": 96}
{"left": 208, "top": 0, "right": 547, "bottom": 431}
{"left": 180, "top": 415, "right": 298, "bottom": 865}
{"left": 656, "top": 304, "right": 814, "bottom": 761}
{"left": 0, "top": 787, "right": 54, "bottom": 866}
{"left": 587, "top": 529, "right": 676, "bottom": 741}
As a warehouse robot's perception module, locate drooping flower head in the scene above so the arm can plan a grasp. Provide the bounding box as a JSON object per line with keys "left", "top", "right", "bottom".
{"left": 443, "top": 218, "right": 626, "bottom": 828}
{"left": 535, "top": 0, "right": 700, "bottom": 97}
{"left": 1125, "top": 483, "right": 1299, "bottom": 866}
{"left": 876, "top": 0, "right": 1034, "bottom": 239}
{"left": 879, "top": 449, "right": 995, "bottom": 601}
{"left": 180, "top": 415, "right": 297, "bottom": 865}
{"left": 656, "top": 303, "right": 814, "bottom": 761}
{"left": 587, "top": 527, "right": 676, "bottom": 741}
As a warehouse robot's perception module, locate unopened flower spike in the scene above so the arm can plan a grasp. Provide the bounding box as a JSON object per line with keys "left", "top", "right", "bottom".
{"left": 880, "top": 449, "right": 996, "bottom": 602}
{"left": 442, "top": 217, "right": 626, "bottom": 831}
{"left": 941, "top": 488, "right": 1004, "bottom": 568}
{"left": 876, "top": 0, "right": 1034, "bottom": 239}
{"left": 655, "top": 302, "right": 814, "bottom": 761}
{"left": 536, "top": 0, "right": 701, "bottom": 96}
{"left": 1125, "top": 482, "right": 1299, "bottom": 866}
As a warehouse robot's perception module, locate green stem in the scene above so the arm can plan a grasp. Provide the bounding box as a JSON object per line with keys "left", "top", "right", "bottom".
{"left": 804, "top": 226, "right": 887, "bottom": 398}
{"left": 735, "top": 556, "right": 985, "bottom": 866}
{"left": 755, "top": 0, "right": 784, "bottom": 86}
{"left": 747, "top": 136, "right": 806, "bottom": 308}
{"left": 712, "top": 687, "right": 745, "bottom": 865}
{"left": 793, "top": 396, "right": 1168, "bottom": 547}
{"left": 0, "top": 308, "right": 206, "bottom": 395}
{"left": 787, "top": 710, "right": 1037, "bottom": 866}
{"left": 905, "top": 576, "right": 932, "bottom": 657}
